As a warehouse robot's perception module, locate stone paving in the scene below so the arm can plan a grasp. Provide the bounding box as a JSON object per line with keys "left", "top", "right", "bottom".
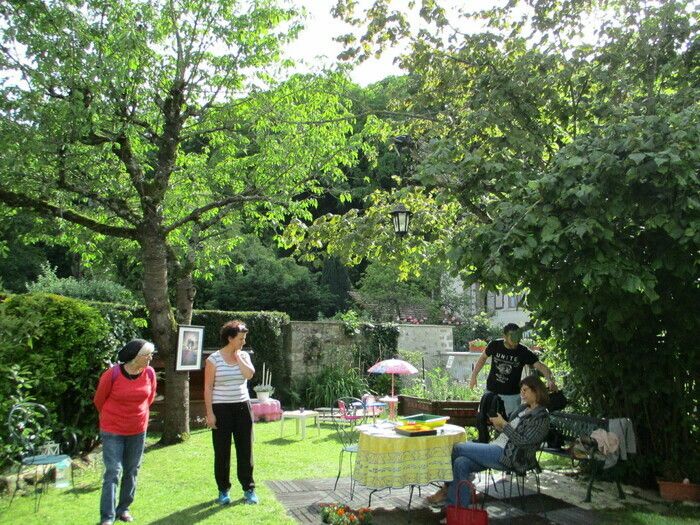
{"left": 267, "top": 468, "right": 677, "bottom": 524}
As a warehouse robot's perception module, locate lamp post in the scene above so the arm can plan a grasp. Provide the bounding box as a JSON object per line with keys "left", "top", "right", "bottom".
{"left": 391, "top": 203, "right": 411, "bottom": 236}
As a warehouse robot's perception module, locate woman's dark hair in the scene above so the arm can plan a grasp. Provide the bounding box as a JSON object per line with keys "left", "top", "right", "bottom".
{"left": 220, "top": 320, "right": 249, "bottom": 344}
{"left": 520, "top": 375, "right": 549, "bottom": 406}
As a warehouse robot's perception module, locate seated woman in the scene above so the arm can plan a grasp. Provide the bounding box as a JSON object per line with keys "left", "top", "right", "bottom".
{"left": 429, "top": 375, "right": 550, "bottom": 510}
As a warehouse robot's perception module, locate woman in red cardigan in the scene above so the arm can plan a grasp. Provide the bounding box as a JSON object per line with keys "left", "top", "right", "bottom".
{"left": 94, "top": 339, "right": 157, "bottom": 525}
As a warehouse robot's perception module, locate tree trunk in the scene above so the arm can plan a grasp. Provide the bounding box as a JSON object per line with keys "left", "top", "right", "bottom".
{"left": 140, "top": 232, "right": 189, "bottom": 444}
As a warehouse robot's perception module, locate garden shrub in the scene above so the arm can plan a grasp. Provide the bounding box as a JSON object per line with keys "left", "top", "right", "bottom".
{"left": 300, "top": 364, "right": 369, "bottom": 408}
{"left": 452, "top": 312, "right": 501, "bottom": 352}
{"left": 0, "top": 363, "right": 37, "bottom": 468}
{"left": 0, "top": 293, "right": 114, "bottom": 455}
{"left": 85, "top": 300, "right": 149, "bottom": 359}
{"left": 26, "top": 262, "right": 138, "bottom": 304}
{"left": 355, "top": 322, "right": 399, "bottom": 394}
{"left": 401, "top": 367, "right": 477, "bottom": 401}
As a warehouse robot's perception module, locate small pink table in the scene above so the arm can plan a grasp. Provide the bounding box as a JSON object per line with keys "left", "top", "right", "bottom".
{"left": 250, "top": 398, "right": 282, "bottom": 422}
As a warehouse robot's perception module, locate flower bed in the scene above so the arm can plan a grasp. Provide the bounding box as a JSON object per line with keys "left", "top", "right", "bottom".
{"left": 320, "top": 503, "right": 372, "bottom": 524}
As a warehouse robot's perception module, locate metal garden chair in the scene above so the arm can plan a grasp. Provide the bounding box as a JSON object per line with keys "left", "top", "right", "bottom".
{"left": 331, "top": 397, "right": 365, "bottom": 498}
{"left": 6, "top": 402, "right": 76, "bottom": 511}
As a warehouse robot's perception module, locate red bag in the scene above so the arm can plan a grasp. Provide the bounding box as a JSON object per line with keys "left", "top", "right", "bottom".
{"left": 446, "top": 481, "right": 489, "bottom": 525}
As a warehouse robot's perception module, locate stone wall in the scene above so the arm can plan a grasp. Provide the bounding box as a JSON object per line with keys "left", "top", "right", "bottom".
{"left": 286, "top": 321, "right": 454, "bottom": 382}
{"left": 286, "top": 321, "right": 361, "bottom": 380}
{"left": 397, "top": 324, "right": 453, "bottom": 370}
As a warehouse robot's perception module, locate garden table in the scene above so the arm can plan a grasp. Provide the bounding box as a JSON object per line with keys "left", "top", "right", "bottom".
{"left": 352, "top": 400, "right": 387, "bottom": 424}
{"left": 250, "top": 398, "right": 282, "bottom": 422}
{"left": 280, "top": 409, "right": 320, "bottom": 440}
{"left": 354, "top": 422, "right": 466, "bottom": 507}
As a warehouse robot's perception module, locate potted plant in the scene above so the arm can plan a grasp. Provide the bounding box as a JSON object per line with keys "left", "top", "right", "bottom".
{"left": 320, "top": 503, "right": 372, "bottom": 524}
{"left": 468, "top": 339, "right": 487, "bottom": 352}
{"left": 254, "top": 363, "right": 274, "bottom": 401}
{"left": 657, "top": 463, "right": 700, "bottom": 502}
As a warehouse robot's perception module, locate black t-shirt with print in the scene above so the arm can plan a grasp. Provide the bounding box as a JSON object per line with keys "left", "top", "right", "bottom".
{"left": 485, "top": 339, "right": 539, "bottom": 395}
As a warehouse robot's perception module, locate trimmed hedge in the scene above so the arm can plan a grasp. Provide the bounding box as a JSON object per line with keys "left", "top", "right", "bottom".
{"left": 0, "top": 293, "right": 114, "bottom": 463}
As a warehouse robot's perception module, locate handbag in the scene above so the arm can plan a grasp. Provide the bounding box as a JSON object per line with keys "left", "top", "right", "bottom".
{"left": 446, "top": 480, "right": 489, "bottom": 525}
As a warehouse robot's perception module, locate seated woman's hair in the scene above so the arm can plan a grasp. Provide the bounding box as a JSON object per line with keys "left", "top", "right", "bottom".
{"left": 520, "top": 375, "right": 549, "bottom": 406}
{"left": 220, "top": 320, "right": 249, "bottom": 344}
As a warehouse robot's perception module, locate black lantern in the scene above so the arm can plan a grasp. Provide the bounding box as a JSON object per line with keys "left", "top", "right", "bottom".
{"left": 391, "top": 203, "right": 411, "bottom": 236}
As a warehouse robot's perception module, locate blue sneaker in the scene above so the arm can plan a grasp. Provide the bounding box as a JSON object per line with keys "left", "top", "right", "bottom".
{"left": 216, "top": 490, "right": 231, "bottom": 505}
{"left": 243, "top": 489, "right": 259, "bottom": 504}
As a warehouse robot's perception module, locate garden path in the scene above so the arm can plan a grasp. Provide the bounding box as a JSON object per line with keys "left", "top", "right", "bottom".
{"left": 267, "top": 467, "right": 675, "bottom": 524}
{"left": 267, "top": 473, "right": 607, "bottom": 524}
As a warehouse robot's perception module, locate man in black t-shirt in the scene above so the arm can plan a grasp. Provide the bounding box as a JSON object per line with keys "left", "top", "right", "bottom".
{"left": 469, "top": 323, "right": 557, "bottom": 416}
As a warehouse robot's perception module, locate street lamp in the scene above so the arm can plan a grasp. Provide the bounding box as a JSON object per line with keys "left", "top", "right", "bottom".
{"left": 391, "top": 203, "right": 411, "bottom": 236}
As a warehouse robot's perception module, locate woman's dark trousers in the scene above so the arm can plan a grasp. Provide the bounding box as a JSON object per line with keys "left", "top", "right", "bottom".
{"left": 212, "top": 402, "right": 255, "bottom": 492}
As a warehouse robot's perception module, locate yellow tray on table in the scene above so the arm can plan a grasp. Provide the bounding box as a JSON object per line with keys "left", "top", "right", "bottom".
{"left": 394, "top": 423, "right": 437, "bottom": 437}
{"left": 398, "top": 413, "right": 450, "bottom": 428}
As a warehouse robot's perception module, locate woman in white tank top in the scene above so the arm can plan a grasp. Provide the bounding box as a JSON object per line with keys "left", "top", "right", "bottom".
{"left": 204, "top": 320, "right": 258, "bottom": 505}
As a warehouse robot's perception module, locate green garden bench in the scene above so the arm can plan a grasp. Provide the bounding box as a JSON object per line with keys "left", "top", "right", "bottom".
{"left": 540, "top": 411, "right": 627, "bottom": 503}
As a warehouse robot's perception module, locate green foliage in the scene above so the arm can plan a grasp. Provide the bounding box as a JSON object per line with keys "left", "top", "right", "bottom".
{"left": 0, "top": 363, "right": 37, "bottom": 468}
{"left": 318, "top": 0, "right": 699, "bottom": 485}
{"left": 354, "top": 261, "right": 439, "bottom": 321}
{"left": 333, "top": 308, "right": 370, "bottom": 336}
{"left": 85, "top": 300, "right": 149, "bottom": 360}
{"left": 198, "top": 238, "right": 335, "bottom": 320}
{"left": 0, "top": 294, "right": 113, "bottom": 455}
{"left": 0, "top": 212, "right": 76, "bottom": 294}
{"left": 401, "top": 367, "right": 477, "bottom": 401}
{"left": 298, "top": 364, "right": 369, "bottom": 408}
{"left": 357, "top": 322, "right": 400, "bottom": 394}
{"left": 452, "top": 312, "right": 501, "bottom": 352}
{"left": 26, "top": 262, "right": 137, "bottom": 305}
{"left": 320, "top": 257, "right": 352, "bottom": 313}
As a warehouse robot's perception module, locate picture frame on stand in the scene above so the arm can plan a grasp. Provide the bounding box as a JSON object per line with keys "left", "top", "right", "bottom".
{"left": 176, "top": 325, "right": 204, "bottom": 371}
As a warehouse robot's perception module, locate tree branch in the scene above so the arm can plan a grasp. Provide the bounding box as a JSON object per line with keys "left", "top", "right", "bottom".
{"left": 163, "top": 193, "right": 269, "bottom": 234}
{"left": 0, "top": 188, "right": 138, "bottom": 239}
{"left": 55, "top": 155, "right": 141, "bottom": 225}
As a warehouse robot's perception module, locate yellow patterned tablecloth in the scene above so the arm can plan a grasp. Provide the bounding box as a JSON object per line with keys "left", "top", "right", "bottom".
{"left": 354, "top": 423, "right": 466, "bottom": 489}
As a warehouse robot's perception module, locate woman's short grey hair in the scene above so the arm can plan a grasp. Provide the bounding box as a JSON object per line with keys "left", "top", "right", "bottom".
{"left": 136, "top": 342, "right": 155, "bottom": 356}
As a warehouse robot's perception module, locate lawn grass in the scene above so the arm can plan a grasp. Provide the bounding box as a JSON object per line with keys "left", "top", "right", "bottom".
{"left": 2, "top": 420, "right": 699, "bottom": 525}
{"left": 0, "top": 420, "right": 343, "bottom": 525}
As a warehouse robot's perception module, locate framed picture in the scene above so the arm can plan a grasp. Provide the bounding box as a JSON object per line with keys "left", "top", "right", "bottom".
{"left": 176, "top": 325, "right": 204, "bottom": 371}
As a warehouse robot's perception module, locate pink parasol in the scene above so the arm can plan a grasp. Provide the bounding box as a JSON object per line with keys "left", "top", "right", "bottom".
{"left": 367, "top": 358, "right": 418, "bottom": 397}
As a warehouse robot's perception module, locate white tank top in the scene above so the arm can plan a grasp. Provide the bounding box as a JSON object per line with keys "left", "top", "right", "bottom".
{"left": 208, "top": 351, "right": 249, "bottom": 403}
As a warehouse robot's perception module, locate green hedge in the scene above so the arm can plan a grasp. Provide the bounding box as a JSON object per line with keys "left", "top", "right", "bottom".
{"left": 0, "top": 293, "right": 114, "bottom": 464}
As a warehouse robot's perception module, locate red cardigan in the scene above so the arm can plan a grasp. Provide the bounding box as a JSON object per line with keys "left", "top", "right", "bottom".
{"left": 94, "top": 366, "right": 157, "bottom": 435}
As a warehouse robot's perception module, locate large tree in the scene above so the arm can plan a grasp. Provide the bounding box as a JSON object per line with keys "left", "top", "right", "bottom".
{"left": 287, "top": 0, "right": 699, "bottom": 482}
{"left": 0, "top": 0, "right": 361, "bottom": 443}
